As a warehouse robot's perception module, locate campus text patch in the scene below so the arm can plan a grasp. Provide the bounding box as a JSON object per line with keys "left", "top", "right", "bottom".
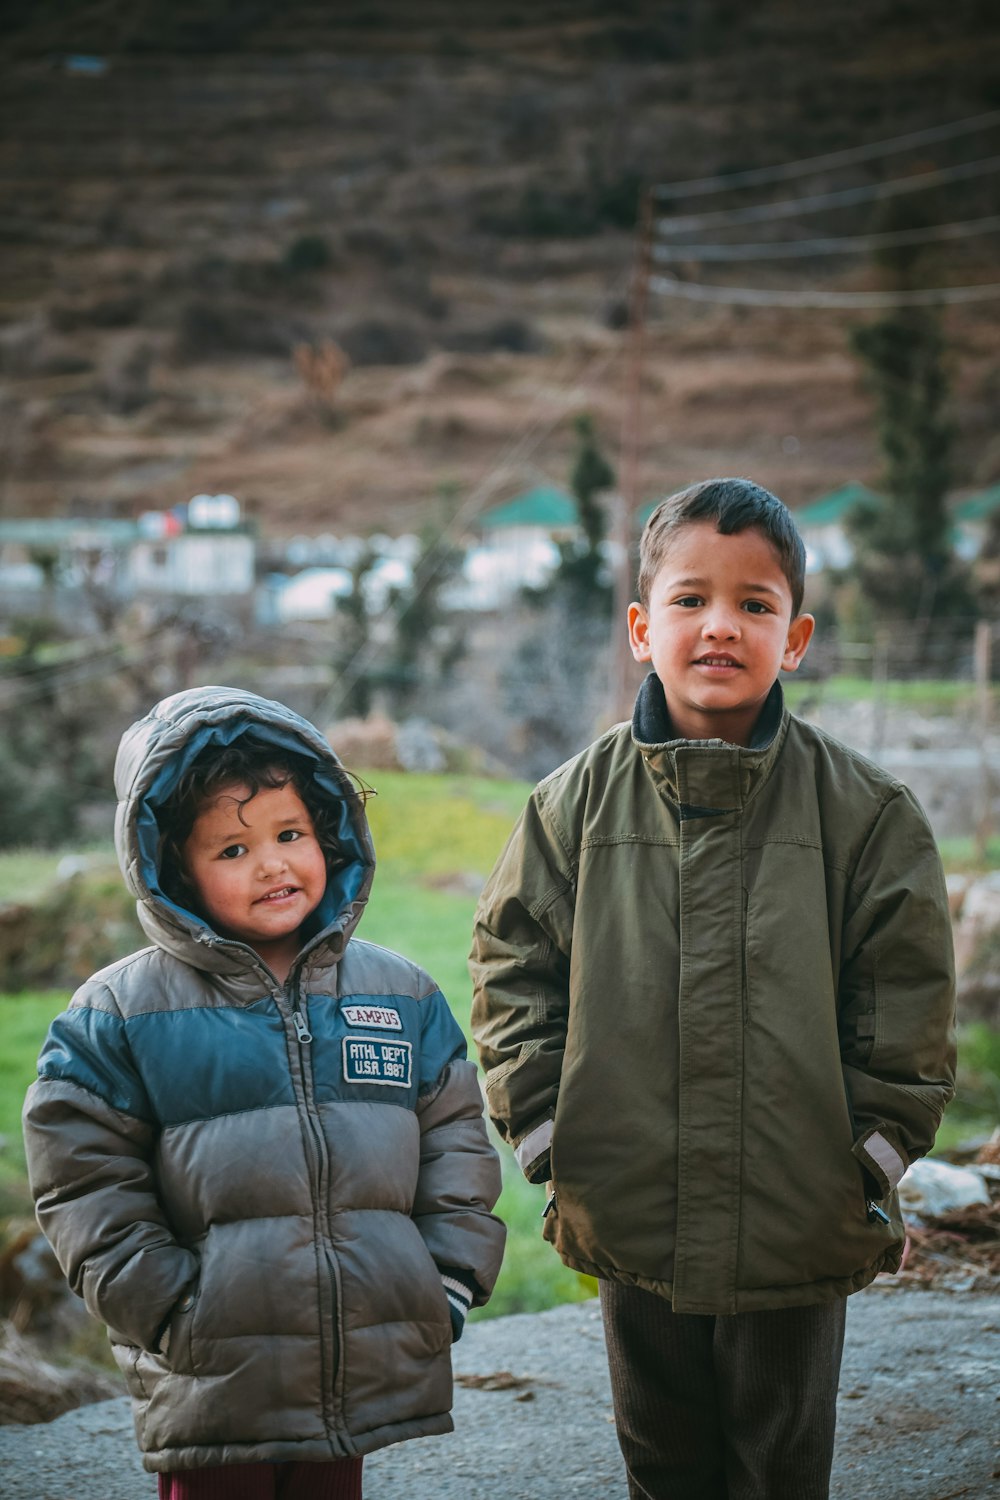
{"left": 342, "top": 1004, "right": 402, "bottom": 1031}
{"left": 343, "top": 1036, "right": 412, "bottom": 1087}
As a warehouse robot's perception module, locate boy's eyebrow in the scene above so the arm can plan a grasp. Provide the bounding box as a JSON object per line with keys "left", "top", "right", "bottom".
{"left": 203, "top": 812, "right": 313, "bottom": 842}
{"left": 669, "top": 574, "right": 785, "bottom": 596}
{"left": 197, "top": 823, "right": 249, "bottom": 847}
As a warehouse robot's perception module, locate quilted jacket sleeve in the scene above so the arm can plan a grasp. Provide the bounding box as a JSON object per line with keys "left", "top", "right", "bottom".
{"left": 21, "top": 993, "right": 199, "bottom": 1351}
{"left": 412, "top": 989, "right": 505, "bottom": 1306}
{"left": 838, "top": 785, "right": 957, "bottom": 1197}
{"left": 469, "top": 791, "right": 576, "bottom": 1184}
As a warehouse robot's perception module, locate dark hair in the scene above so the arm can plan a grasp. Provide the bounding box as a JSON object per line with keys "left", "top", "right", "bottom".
{"left": 637, "top": 477, "right": 807, "bottom": 617}
{"left": 156, "top": 738, "right": 342, "bottom": 909}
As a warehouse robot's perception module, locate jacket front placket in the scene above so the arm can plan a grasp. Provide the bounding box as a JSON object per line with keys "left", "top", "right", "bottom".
{"left": 670, "top": 745, "right": 746, "bottom": 1313}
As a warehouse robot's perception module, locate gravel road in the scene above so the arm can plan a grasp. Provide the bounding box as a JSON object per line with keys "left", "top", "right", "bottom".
{"left": 1, "top": 1286, "right": 997, "bottom": 1500}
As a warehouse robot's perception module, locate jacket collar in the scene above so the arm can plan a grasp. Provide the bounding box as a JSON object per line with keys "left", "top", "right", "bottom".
{"left": 631, "top": 672, "right": 789, "bottom": 811}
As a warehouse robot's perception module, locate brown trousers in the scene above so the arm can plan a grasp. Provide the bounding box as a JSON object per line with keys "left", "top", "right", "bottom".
{"left": 600, "top": 1281, "right": 846, "bottom": 1500}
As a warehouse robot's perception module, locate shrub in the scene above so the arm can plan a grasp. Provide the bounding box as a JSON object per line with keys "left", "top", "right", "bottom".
{"left": 441, "top": 317, "right": 542, "bottom": 355}
{"left": 282, "top": 234, "right": 334, "bottom": 275}
{"left": 338, "top": 318, "right": 427, "bottom": 367}
{"left": 342, "top": 224, "right": 406, "bottom": 267}
{"left": 174, "top": 299, "right": 306, "bottom": 361}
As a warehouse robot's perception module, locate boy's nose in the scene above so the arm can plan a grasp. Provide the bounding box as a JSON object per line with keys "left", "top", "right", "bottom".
{"left": 702, "top": 610, "right": 740, "bottom": 640}
{"left": 259, "top": 846, "right": 289, "bottom": 876}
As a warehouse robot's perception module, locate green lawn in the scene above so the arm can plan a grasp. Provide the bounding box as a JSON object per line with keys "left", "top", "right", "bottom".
{"left": 0, "top": 990, "right": 69, "bottom": 1216}
{"left": 0, "top": 771, "right": 594, "bottom": 1318}
{"left": 785, "top": 675, "right": 983, "bottom": 713}
{"left": 1, "top": 767, "right": 996, "bottom": 1320}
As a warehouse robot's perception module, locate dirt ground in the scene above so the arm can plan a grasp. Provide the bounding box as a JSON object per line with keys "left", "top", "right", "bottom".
{"left": 1, "top": 1287, "right": 997, "bottom": 1500}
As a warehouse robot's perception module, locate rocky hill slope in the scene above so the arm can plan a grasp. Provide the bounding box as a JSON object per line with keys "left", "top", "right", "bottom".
{"left": 2, "top": 1, "right": 999, "bottom": 535}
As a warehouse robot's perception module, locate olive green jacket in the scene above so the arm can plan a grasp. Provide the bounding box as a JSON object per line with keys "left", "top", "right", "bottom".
{"left": 470, "top": 675, "right": 956, "bottom": 1315}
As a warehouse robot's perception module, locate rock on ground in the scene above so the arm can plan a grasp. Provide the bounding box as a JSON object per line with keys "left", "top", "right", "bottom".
{"left": 1, "top": 1288, "right": 998, "bottom": 1499}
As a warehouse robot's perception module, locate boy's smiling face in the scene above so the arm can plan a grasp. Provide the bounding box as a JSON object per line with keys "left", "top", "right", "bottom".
{"left": 180, "top": 777, "right": 327, "bottom": 981}
{"left": 628, "top": 520, "right": 814, "bottom": 746}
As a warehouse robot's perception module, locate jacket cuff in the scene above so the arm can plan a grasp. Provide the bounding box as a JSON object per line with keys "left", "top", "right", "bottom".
{"left": 513, "top": 1116, "right": 553, "bottom": 1184}
{"left": 439, "top": 1266, "right": 478, "bottom": 1343}
{"left": 852, "top": 1127, "right": 907, "bottom": 1198}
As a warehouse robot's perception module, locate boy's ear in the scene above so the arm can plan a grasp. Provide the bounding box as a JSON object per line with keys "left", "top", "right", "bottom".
{"left": 782, "top": 612, "right": 815, "bottom": 672}
{"left": 628, "top": 602, "right": 651, "bottom": 663}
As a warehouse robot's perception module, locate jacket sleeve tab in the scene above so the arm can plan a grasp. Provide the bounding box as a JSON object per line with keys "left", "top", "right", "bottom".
{"left": 514, "top": 1116, "right": 554, "bottom": 1182}
{"left": 853, "top": 1126, "right": 907, "bottom": 1196}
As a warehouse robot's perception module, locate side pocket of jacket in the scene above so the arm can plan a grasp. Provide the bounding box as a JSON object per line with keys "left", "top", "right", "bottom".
{"left": 157, "top": 1283, "right": 199, "bottom": 1372}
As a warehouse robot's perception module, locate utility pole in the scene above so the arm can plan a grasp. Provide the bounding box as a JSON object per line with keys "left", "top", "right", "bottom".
{"left": 606, "top": 186, "right": 654, "bottom": 726}
{"left": 975, "top": 617, "right": 994, "bottom": 864}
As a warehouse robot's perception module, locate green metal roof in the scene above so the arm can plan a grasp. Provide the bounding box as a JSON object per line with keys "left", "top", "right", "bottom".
{"left": 480, "top": 486, "right": 577, "bottom": 531}
{"left": 953, "top": 484, "right": 1000, "bottom": 523}
{"left": 793, "top": 482, "right": 883, "bottom": 528}
{"left": 0, "top": 518, "right": 139, "bottom": 545}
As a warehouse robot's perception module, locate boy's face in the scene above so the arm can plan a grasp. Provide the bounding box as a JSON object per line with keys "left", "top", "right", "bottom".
{"left": 180, "top": 777, "right": 327, "bottom": 981}
{"left": 628, "top": 521, "right": 814, "bottom": 746}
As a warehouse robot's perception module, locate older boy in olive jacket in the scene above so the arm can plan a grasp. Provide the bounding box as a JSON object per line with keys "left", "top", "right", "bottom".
{"left": 470, "top": 478, "right": 955, "bottom": 1500}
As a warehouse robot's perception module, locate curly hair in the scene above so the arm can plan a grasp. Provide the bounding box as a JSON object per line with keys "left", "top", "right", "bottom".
{"left": 156, "top": 737, "right": 345, "bottom": 910}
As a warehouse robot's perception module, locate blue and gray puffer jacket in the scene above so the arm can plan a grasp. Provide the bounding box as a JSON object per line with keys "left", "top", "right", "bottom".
{"left": 22, "top": 686, "right": 505, "bottom": 1473}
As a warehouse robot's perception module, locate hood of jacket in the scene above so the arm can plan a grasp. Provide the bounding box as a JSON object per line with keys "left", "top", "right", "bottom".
{"left": 113, "top": 685, "right": 375, "bottom": 977}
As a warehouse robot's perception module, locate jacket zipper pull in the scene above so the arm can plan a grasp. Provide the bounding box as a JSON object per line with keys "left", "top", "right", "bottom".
{"left": 292, "top": 1009, "right": 313, "bottom": 1045}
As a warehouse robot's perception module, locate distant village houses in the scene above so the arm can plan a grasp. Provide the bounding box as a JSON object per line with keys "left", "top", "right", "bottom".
{"left": 4, "top": 479, "right": 999, "bottom": 632}
{"left": 0, "top": 495, "right": 255, "bottom": 615}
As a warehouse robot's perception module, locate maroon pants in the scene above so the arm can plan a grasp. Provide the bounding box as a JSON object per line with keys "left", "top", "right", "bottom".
{"left": 157, "top": 1458, "right": 363, "bottom": 1500}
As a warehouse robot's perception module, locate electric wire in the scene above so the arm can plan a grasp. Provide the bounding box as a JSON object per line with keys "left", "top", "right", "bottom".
{"left": 650, "top": 213, "right": 1000, "bottom": 262}
{"left": 0, "top": 647, "right": 142, "bottom": 710}
{"left": 655, "top": 153, "right": 1000, "bottom": 236}
{"left": 649, "top": 274, "right": 1000, "bottom": 308}
{"left": 651, "top": 110, "right": 1000, "bottom": 199}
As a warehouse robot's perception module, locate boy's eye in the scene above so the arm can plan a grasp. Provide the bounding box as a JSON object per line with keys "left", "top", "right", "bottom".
{"left": 220, "top": 843, "right": 247, "bottom": 860}
{"left": 277, "top": 828, "right": 302, "bottom": 843}
{"left": 742, "top": 600, "right": 770, "bottom": 614}
{"left": 674, "top": 595, "right": 703, "bottom": 608}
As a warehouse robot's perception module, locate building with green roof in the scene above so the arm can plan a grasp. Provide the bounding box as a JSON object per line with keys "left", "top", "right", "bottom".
{"left": 479, "top": 485, "right": 578, "bottom": 534}
{"left": 792, "top": 482, "right": 883, "bottom": 529}
{"left": 953, "top": 483, "right": 1000, "bottom": 525}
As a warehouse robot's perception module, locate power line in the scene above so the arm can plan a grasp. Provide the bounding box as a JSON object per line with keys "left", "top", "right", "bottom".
{"left": 650, "top": 213, "right": 1000, "bottom": 262}
{"left": 651, "top": 109, "right": 1000, "bottom": 200}
{"left": 649, "top": 274, "right": 1000, "bottom": 308}
{"left": 0, "top": 637, "right": 129, "bottom": 683}
{"left": 0, "top": 649, "right": 139, "bottom": 710}
{"left": 656, "top": 153, "right": 1000, "bottom": 235}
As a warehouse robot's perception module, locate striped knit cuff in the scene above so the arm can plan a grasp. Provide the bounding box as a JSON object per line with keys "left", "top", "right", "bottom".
{"left": 439, "top": 1265, "right": 478, "bottom": 1343}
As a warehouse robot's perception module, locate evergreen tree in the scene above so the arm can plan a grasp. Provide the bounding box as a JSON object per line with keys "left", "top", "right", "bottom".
{"left": 332, "top": 551, "right": 377, "bottom": 718}
{"left": 554, "top": 412, "right": 616, "bottom": 609}
{"left": 846, "top": 196, "right": 967, "bottom": 622}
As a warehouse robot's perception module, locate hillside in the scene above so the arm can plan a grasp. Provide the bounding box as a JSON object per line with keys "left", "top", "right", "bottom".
{"left": 1, "top": 0, "right": 999, "bottom": 535}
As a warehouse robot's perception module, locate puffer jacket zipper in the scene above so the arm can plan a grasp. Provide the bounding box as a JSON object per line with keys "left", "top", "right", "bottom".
{"left": 193, "top": 932, "right": 348, "bottom": 1450}
{"left": 286, "top": 974, "right": 346, "bottom": 1450}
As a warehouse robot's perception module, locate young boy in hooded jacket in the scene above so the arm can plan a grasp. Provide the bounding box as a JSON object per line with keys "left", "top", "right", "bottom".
{"left": 23, "top": 686, "right": 505, "bottom": 1500}
{"left": 470, "top": 478, "right": 955, "bottom": 1500}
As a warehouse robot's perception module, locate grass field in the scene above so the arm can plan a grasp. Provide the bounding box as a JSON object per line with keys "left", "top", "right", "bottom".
{"left": 2, "top": 767, "right": 997, "bottom": 1322}
{"left": 784, "top": 676, "right": 984, "bottom": 713}
{"left": 0, "top": 771, "right": 595, "bottom": 1320}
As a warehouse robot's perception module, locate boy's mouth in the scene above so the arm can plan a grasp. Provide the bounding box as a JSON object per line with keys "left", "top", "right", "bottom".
{"left": 694, "top": 654, "right": 742, "bottom": 668}
{"left": 256, "top": 885, "right": 298, "bottom": 904}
